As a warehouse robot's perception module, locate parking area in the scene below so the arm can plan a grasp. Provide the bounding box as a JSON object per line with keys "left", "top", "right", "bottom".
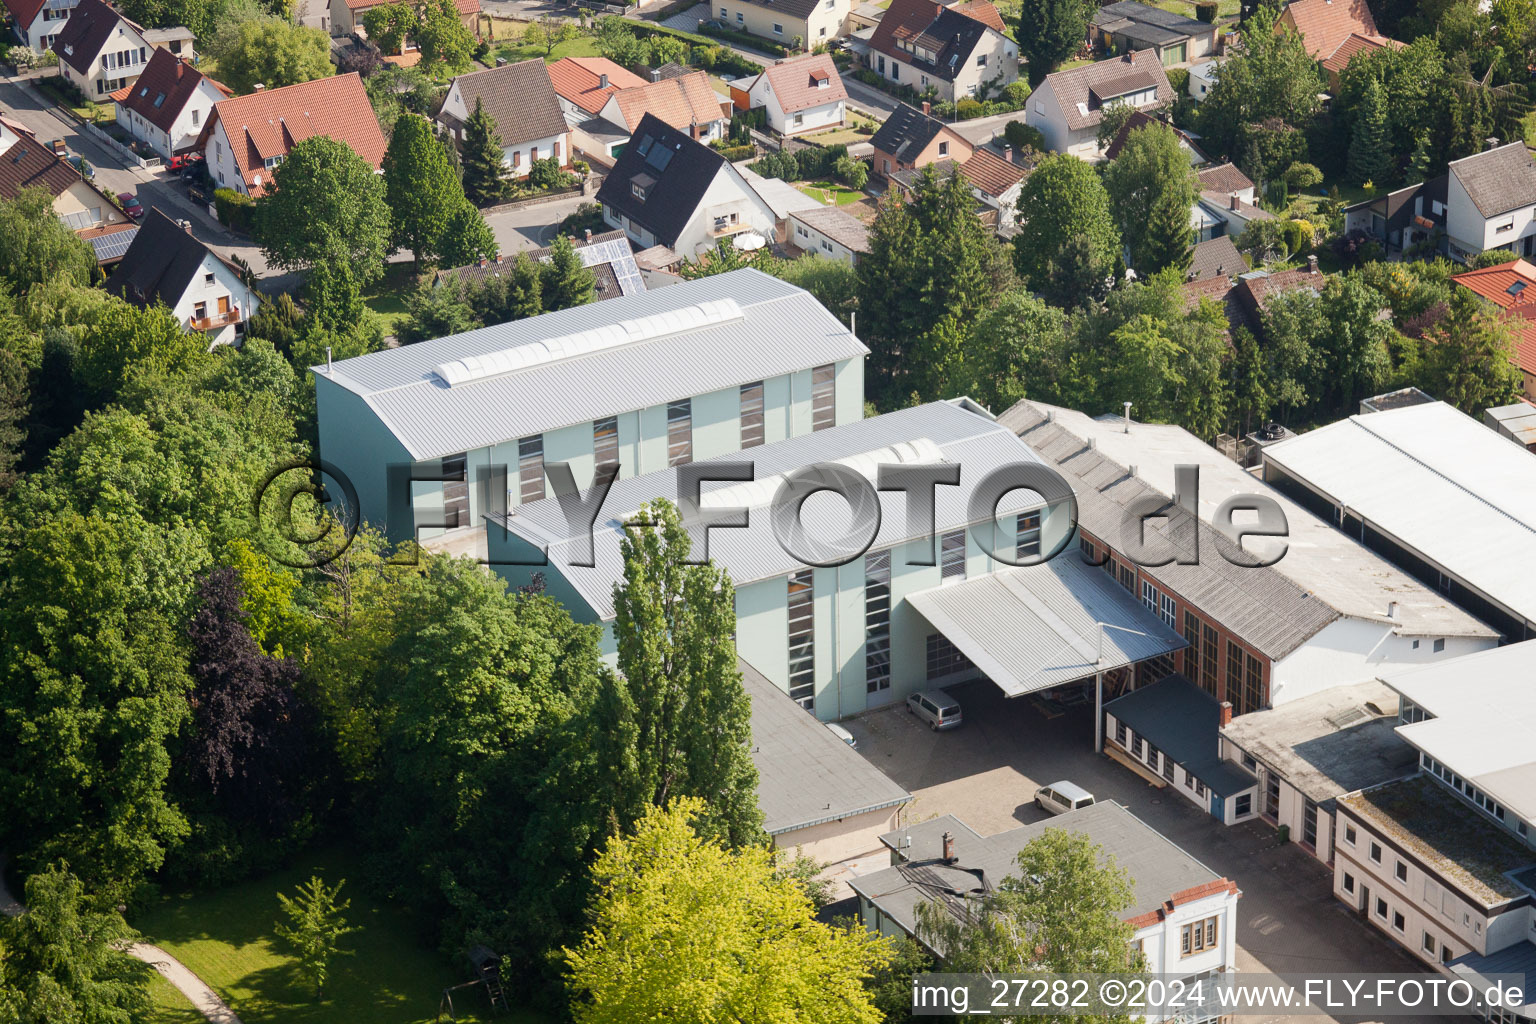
{"left": 843, "top": 679, "right": 1456, "bottom": 1024}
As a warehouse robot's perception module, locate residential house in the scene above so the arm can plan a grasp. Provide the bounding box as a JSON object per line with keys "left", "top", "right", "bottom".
{"left": 889, "top": 145, "right": 1031, "bottom": 230}
{"left": 1321, "top": 30, "right": 1402, "bottom": 89}
{"left": 1186, "top": 234, "right": 1245, "bottom": 282}
{"left": 744, "top": 53, "right": 847, "bottom": 136}
{"left": 594, "top": 113, "right": 777, "bottom": 260}
{"left": 51, "top": 0, "right": 152, "bottom": 100}
{"left": 1452, "top": 258, "right": 1536, "bottom": 398}
{"left": 1104, "top": 108, "right": 1208, "bottom": 165}
{"left": 1025, "top": 50, "right": 1173, "bottom": 160}
{"left": 1262, "top": 399, "right": 1536, "bottom": 643}
{"left": 1191, "top": 162, "right": 1272, "bottom": 241}
{"left": 437, "top": 60, "right": 570, "bottom": 178}
{"left": 200, "top": 73, "right": 386, "bottom": 197}
{"left": 546, "top": 56, "right": 648, "bottom": 124}
{"left": 142, "top": 24, "right": 193, "bottom": 57}
{"left": 4, "top": 0, "right": 78, "bottom": 53}
{"left": 105, "top": 208, "right": 260, "bottom": 348}
{"left": 1220, "top": 679, "right": 1416, "bottom": 862}
{"left": 1334, "top": 643, "right": 1536, "bottom": 991}
{"left": 1279, "top": 0, "right": 1389, "bottom": 61}
{"left": 1342, "top": 175, "right": 1448, "bottom": 256}
{"left": 851, "top": 803, "right": 1242, "bottom": 1002}
{"left": 111, "top": 48, "right": 227, "bottom": 161}
{"left": 1181, "top": 259, "right": 1321, "bottom": 333}
{"left": 436, "top": 228, "right": 646, "bottom": 304}
{"left": 0, "top": 117, "right": 128, "bottom": 232}
{"left": 744, "top": 658, "right": 912, "bottom": 862}
{"left": 864, "top": 0, "right": 1018, "bottom": 103}
{"left": 78, "top": 221, "right": 139, "bottom": 267}
{"left": 595, "top": 72, "right": 730, "bottom": 145}
{"left": 1092, "top": 0, "right": 1218, "bottom": 67}
{"left": 868, "top": 101, "right": 972, "bottom": 178}
{"left": 712, "top": 0, "right": 853, "bottom": 48}
{"left": 788, "top": 205, "right": 870, "bottom": 263}
{"left": 1443, "top": 142, "right": 1536, "bottom": 263}
{"left": 330, "top": 0, "right": 479, "bottom": 38}
{"left": 1187, "top": 58, "right": 1218, "bottom": 100}
{"left": 309, "top": 268, "right": 866, "bottom": 548}
{"left": 486, "top": 397, "right": 1190, "bottom": 719}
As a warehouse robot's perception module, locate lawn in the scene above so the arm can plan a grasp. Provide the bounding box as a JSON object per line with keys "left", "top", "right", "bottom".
{"left": 33, "top": 77, "right": 113, "bottom": 125}
{"left": 485, "top": 16, "right": 602, "bottom": 63}
{"left": 132, "top": 849, "right": 547, "bottom": 1024}
{"left": 796, "top": 180, "right": 866, "bottom": 205}
{"left": 804, "top": 115, "right": 879, "bottom": 147}
{"left": 363, "top": 263, "right": 420, "bottom": 336}
{"left": 147, "top": 972, "right": 205, "bottom": 1024}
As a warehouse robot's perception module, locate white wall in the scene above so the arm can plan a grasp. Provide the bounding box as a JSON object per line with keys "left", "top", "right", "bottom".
{"left": 163, "top": 250, "right": 261, "bottom": 349}
{"left": 1270, "top": 618, "right": 1497, "bottom": 707}
{"left": 204, "top": 119, "right": 245, "bottom": 193}
{"left": 62, "top": 19, "right": 151, "bottom": 98}
{"left": 1135, "top": 889, "right": 1240, "bottom": 995}
{"left": 790, "top": 216, "right": 858, "bottom": 264}
{"left": 755, "top": 86, "right": 845, "bottom": 136}
{"left": 20, "top": 7, "right": 74, "bottom": 52}
{"left": 672, "top": 163, "right": 780, "bottom": 258}
{"left": 115, "top": 75, "right": 222, "bottom": 160}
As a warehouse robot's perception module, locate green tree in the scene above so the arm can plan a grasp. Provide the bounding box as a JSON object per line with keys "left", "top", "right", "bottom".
{"left": 563, "top": 799, "right": 892, "bottom": 1024}
{"left": 0, "top": 187, "right": 97, "bottom": 294}
{"left": 74, "top": 299, "right": 207, "bottom": 408}
{"left": 1018, "top": 0, "right": 1091, "bottom": 85}
{"left": 1043, "top": 232, "right": 1115, "bottom": 310}
{"left": 1317, "top": 273, "right": 1392, "bottom": 411}
{"left": 399, "top": 277, "right": 479, "bottom": 344}
{"left": 218, "top": 19, "right": 333, "bottom": 95}
{"left": 274, "top": 876, "right": 355, "bottom": 999}
{"left": 1013, "top": 153, "right": 1120, "bottom": 293}
{"left": 361, "top": 0, "right": 413, "bottom": 52}
{"left": 541, "top": 235, "right": 597, "bottom": 311}
{"left": 917, "top": 829, "right": 1145, "bottom": 1006}
{"left": 253, "top": 136, "right": 392, "bottom": 283}
{"left": 437, "top": 203, "right": 499, "bottom": 268}
{"left": 1419, "top": 287, "right": 1524, "bottom": 412}
{"left": 384, "top": 112, "right": 468, "bottom": 265}
{"left": 1197, "top": 0, "right": 1322, "bottom": 159}
{"left": 0, "top": 863, "right": 152, "bottom": 1021}
{"left": 1094, "top": 100, "right": 1137, "bottom": 151}
{"left": 603, "top": 500, "right": 763, "bottom": 847}
{"left": 1259, "top": 287, "right": 1324, "bottom": 418}
{"left": 961, "top": 288, "right": 1072, "bottom": 411}
{"left": 1227, "top": 325, "right": 1272, "bottom": 435}
{"left": 459, "top": 98, "right": 509, "bottom": 206}
{"left": 1103, "top": 123, "right": 1197, "bottom": 274}
{"left": 1347, "top": 77, "right": 1393, "bottom": 186}
{"left": 416, "top": 0, "right": 475, "bottom": 71}
{"left": 779, "top": 254, "right": 859, "bottom": 326}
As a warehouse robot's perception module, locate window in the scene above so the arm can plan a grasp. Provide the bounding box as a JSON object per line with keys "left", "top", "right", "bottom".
{"left": 518, "top": 434, "right": 544, "bottom": 504}
{"left": 632, "top": 181, "right": 647, "bottom": 200}
{"left": 1395, "top": 861, "right": 1408, "bottom": 883}
{"left": 1183, "top": 611, "right": 1203, "bottom": 690}
{"left": 976, "top": 54, "right": 987, "bottom": 66}
{"left": 1303, "top": 798, "right": 1318, "bottom": 847}
{"left": 1159, "top": 592, "right": 1176, "bottom": 629}
{"left": 787, "top": 571, "right": 816, "bottom": 709}
{"left": 736, "top": 10, "right": 743, "bottom": 20}
{"left": 1393, "top": 911, "right": 1406, "bottom": 933}
{"left": 1433, "top": 638, "right": 1445, "bottom": 652}
{"left": 739, "top": 382, "right": 765, "bottom": 448}
{"left": 263, "top": 154, "right": 283, "bottom": 170}
{"left": 1141, "top": 580, "right": 1159, "bottom": 614}
{"left": 1497, "top": 219, "right": 1515, "bottom": 233}
{"left": 1180, "top": 916, "right": 1217, "bottom": 956}
{"left": 720, "top": 5, "right": 726, "bottom": 13}
{"left": 811, "top": 362, "right": 836, "bottom": 430}
{"left": 442, "top": 454, "right": 468, "bottom": 527}
{"left": 1115, "top": 721, "right": 1128, "bottom": 745}
{"left": 1370, "top": 842, "right": 1382, "bottom": 864}
{"left": 937, "top": 140, "right": 948, "bottom": 156}
{"left": 1144, "top": 743, "right": 1160, "bottom": 771}
{"left": 1117, "top": 562, "right": 1135, "bottom": 593}
{"left": 593, "top": 417, "right": 619, "bottom": 474}
{"left": 1236, "top": 793, "right": 1251, "bottom": 816}
{"left": 1375, "top": 898, "right": 1388, "bottom": 920}
{"left": 926, "top": 633, "right": 973, "bottom": 679}
{"left": 1133, "top": 735, "right": 1145, "bottom": 758}
{"left": 940, "top": 529, "right": 966, "bottom": 581}
{"left": 1343, "top": 873, "right": 1355, "bottom": 894}
{"left": 794, "top": 113, "right": 803, "bottom": 126}
{"left": 865, "top": 549, "right": 892, "bottom": 693}
{"left": 1195, "top": 778, "right": 1206, "bottom": 797}
{"left": 773, "top": 22, "right": 782, "bottom": 33}
{"left": 1016, "top": 513, "right": 1040, "bottom": 561}
{"left": 1344, "top": 824, "right": 1356, "bottom": 845}
{"left": 204, "top": 272, "right": 215, "bottom": 284}
{"left": 667, "top": 398, "right": 692, "bottom": 466}
{"left": 1423, "top": 932, "right": 1436, "bottom": 955}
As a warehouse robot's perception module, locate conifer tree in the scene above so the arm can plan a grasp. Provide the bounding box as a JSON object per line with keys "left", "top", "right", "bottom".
{"left": 541, "top": 235, "right": 596, "bottom": 311}
{"left": 384, "top": 111, "right": 471, "bottom": 266}
{"left": 460, "top": 98, "right": 509, "bottom": 206}
{"left": 1347, "top": 77, "right": 1392, "bottom": 187}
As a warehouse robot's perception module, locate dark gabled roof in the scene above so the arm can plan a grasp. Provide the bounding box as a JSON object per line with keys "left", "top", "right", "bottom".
{"left": 594, "top": 113, "right": 727, "bottom": 248}
{"left": 115, "top": 47, "right": 225, "bottom": 137}
{"left": 867, "top": 0, "right": 1001, "bottom": 82}
{"left": 1105, "top": 673, "right": 1258, "bottom": 796}
{"left": 437, "top": 229, "right": 643, "bottom": 301}
{"left": 1186, "top": 234, "right": 1245, "bottom": 281}
{"left": 733, "top": 0, "right": 820, "bottom": 20}
{"left": 1449, "top": 142, "right": 1536, "bottom": 220}
{"left": 105, "top": 207, "right": 231, "bottom": 308}
{"left": 0, "top": 135, "right": 80, "bottom": 200}
{"left": 1104, "top": 108, "right": 1208, "bottom": 162}
{"left": 1345, "top": 174, "right": 1448, "bottom": 233}
{"left": 869, "top": 101, "right": 950, "bottom": 161}
{"left": 1093, "top": 0, "right": 1211, "bottom": 44}
{"left": 52, "top": 0, "right": 138, "bottom": 75}
{"left": 444, "top": 59, "right": 569, "bottom": 147}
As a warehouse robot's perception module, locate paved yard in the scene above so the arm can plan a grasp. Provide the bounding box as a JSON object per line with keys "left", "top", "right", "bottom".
{"left": 844, "top": 679, "right": 1455, "bottom": 1024}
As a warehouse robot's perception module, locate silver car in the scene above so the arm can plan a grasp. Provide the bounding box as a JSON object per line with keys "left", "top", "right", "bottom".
{"left": 907, "top": 689, "right": 962, "bottom": 731}
{"left": 1035, "top": 780, "right": 1096, "bottom": 816}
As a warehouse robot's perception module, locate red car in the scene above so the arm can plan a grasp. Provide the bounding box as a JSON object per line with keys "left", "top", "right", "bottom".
{"left": 118, "top": 193, "right": 144, "bottom": 220}
{"left": 169, "top": 152, "right": 202, "bottom": 171}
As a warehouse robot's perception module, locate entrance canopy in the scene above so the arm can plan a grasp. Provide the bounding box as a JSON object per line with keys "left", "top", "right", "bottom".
{"left": 905, "top": 557, "right": 1187, "bottom": 698}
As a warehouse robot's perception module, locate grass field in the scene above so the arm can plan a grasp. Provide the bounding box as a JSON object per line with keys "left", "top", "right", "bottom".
{"left": 133, "top": 849, "right": 544, "bottom": 1024}
{"left": 485, "top": 16, "right": 603, "bottom": 63}
{"left": 796, "top": 180, "right": 866, "bottom": 205}
{"left": 804, "top": 115, "right": 879, "bottom": 146}
{"left": 147, "top": 972, "right": 206, "bottom": 1024}
{"left": 364, "top": 264, "right": 420, "bottom": 336}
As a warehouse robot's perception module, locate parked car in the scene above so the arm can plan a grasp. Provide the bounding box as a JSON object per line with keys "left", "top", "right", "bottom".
{"left": 1035, "top": 780, "right": 1096, "bottom": 816}
{"left": 907, "top": 689, "right": 962, "bottom": 731}
{"left": 824, "top": 722, "right": 856, "bottom": 749}
{"left": 66, "top": 154, "right": 93, "bottom": 180}
{"left": 117, "top": 193, "right": 144, "bottom": 220}
{"left": 169, "top": 152, "right": 202, "bottom": 171}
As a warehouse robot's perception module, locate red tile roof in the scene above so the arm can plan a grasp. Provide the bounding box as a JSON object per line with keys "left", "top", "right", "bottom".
{"left": 200, "top": 73, "right": 385, "bottom": 196}
{"left": 1281, "top": 0, "right": 1383, "bottom": 60}
{"left": 115, "top": 47, "right": 229, "bottom": 136}
{"left": 1321, "top": 31, "right": 1401, "bottom": 76}
{"left": 2, "top": 0, "right": 47, "bottom": 29}
{"left": 608, "top": 72, "right": 726, "bottom": 132}
{"left": 546, "top": 57, "right": 648, "bottom": 115}
{"left": 952, "top": 0, "right": 1006, "bottom": 33}
{"left": 1452, "top": 258, "right": 1536, "bottom": 377}
{"left": 760, "top": 53, "right": 848, "bottom": 115}
{"left": 959, "top": 146, "right": 1027, "bottom": 197}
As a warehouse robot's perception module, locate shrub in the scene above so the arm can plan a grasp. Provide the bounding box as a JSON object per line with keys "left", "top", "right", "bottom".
{"left": 1002, "top": 80, "right": 1031, "bottom": 106}
{"left": 1166, "top": 67, "right": 1189, "bottom": 96}
{"left": 795, "top": 142, "right": 847, "bottom": 180}
{"left": 473, "top": 39, "right": 490, "bottom": 60}
{"left": 717, "top": 144, "right": 756, "bottom": 162}
{"left": 1279, "top": 219, "right": 1310, "bottom": 255}
{"left": 691, "top": 44, "right": 720, "bottom": 68}
{"left": 697, "top": 21, "right": 789, "bottom": 56}
{"left": 527, "top": 154, "right": 566, "bottom": 189}
{"left": 749, "top": 148, "right": 799, "bottom": 180}
{"left": 559, "top": 201, "right": 604, "bottom": 237}
{"left": 835, "top": 155, "right": 868, "bottom": 189}
{"left": 1004, "top": 120, "right": 1046, "bottom": 152}
{"left": 1195, "top": 1, "right": 1217, "bottom": 21}
{"left": 214, "top": 187, "right": 255, "bottom": 232}
{"left": 955, "top": 97, "right": 983, "bottom": 120}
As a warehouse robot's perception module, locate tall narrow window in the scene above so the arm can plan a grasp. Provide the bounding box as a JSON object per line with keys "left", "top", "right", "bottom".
{"left": 1117, "top": 563, "right": 1136, "bottom": 592}
{"left": 1227, "top": 640, "right": 1243, "bottom": 711}
{"left": 811, "top": 363, "right": 836, "bottom": 431}
{"left": 1015, "top": 512, "right": 1040, "bottom": 561}
{"left": 593, "top": 417, "right": 619, "bottom": 475}
{"left": 442, "top": 453, "right": 468, "bottom": 528}
{"left": 1243, "top": 652, "right": 1264, "bottom": 715}
{"left": 740, "top": 381, "right": 765, "bottom": 448}
{"left": 1303, "top": 797, "right": 1319, "bottom": 847}
{"left": 667, "top": 398, "right": 692, "bottom": 466}
{"left": 940, "top": 529, "right": 966, "bottom": 581}
{"left": 518, "top": 434, "right": 544, "bottom": 504}
{"left": 1201, "top": 622, "right": 1219, "bottom": 697}
{"left": 787, "top": 570, "right": 815, "bottom": 710}
{"left": 1183, "top": 610, "right": 1203, "bottom": 689}
{"left": 1141, "top": 580, "right": 1160, "bottom": 614}
{"left": 864, "top": 549, "right": 891, "bottom": 694}
{"left": 1159, "top": 592, "right": 1176, "bottom": 629}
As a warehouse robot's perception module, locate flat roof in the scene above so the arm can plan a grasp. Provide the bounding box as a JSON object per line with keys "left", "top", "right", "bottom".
{"left": 741, "top": 657, "right": 911, "bottom": 835}
{"left": 1221, "top": 680, "right": 1417, "bottom": 803}
{"left": 849, "top": 804, "right": 1231, "bottom": 946}
{"left": 1262, "top": 401, "right": 1536, "bottom": 630}
{"left": 1340, "top": 776, "right": 1536, "bottom": 904}
{"left": 311, "top": 269, "right": 866, "bottom": 461}
{"left": 1381, "top": 642, "right": 1536, "bottom": 821}
{"left": 905, "top": 558, "right": 1186, "bottom": 697}
{"left": 490, "top": 400, "right": 1052, "bottom": 620}
{"left": 1105, "top": 673, "right": 1258, "bottom": 797}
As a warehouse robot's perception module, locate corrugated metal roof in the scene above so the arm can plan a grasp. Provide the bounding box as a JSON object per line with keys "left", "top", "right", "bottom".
{"left": 312, "top": 269, "right": 866, "bottom": 460}
{"left": 905, "top": 558, "right": 1186, "bottom": 697}
{"left": 1263, "top": 401, "right": 1536, "bottom": 630}
{"left": 490, "top": 401, "right": 1055, "bottom": 620}
{"left": 741, "top": 656, "right": 910, "bottom": 834}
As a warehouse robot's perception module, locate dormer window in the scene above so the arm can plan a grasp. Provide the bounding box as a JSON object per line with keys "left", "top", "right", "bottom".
{"left": 632, "top": 181, "right": 647, "bottom": 200}
{"left": 1497, "top": 219, "right": 1515, "bottom": 233}
{"left": 263, "top": 154, "right": 283, "bottom": 169}
{"left": 631, "top": 172, "right": 655, "bottom": 200}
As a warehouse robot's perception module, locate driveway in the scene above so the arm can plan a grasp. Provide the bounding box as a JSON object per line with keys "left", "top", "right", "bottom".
{"left": 484, "top": 191, "right": 594, "bottom": 252}
{"left": 845, "top": 680, "right": 1456, "bottom": 1024}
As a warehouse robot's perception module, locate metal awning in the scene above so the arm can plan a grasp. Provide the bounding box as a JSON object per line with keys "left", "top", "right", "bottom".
{"left": 905, "top": 557, "right": 1187, "bottom": 698}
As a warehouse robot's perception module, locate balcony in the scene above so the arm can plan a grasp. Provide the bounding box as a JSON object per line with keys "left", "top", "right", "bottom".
{"left": 188, "top": 308, "right": 241, "bottom": 331}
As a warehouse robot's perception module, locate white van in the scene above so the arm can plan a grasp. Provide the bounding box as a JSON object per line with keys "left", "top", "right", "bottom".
{"left": 907, "top": 689, "right": 962, "bottom": 731}
{"left": 1035, "top": 780, "right": 1096, "bottom": 816}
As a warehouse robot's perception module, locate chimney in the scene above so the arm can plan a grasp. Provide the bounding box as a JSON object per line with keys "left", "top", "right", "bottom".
{"left": 478, "top": 258, "right": 488, "bottom": 268}
{"left": 494, "top": 253, "right": 504, "bottom": 264}
{"left": 921, "top": 100, "right": 931, "bottom": 116}
{"left": 1307, "top": 254, "right": 1319, "bottom": 274}
{"left": 253, "top": 83, "right": 264, "bottom": 92}
{"left": 1219, "top": 701, "right": 1233, "bottom": 727}
{"left": 181, "top": 219, "right": 191, "bottom": 233}
{"left": 1002, "top": 144, "right": 1013, "bottom": 162}
{"left": 1123, "top": 401, "right": 1132, "bottom": 432}
{"left": 325, "top": 346, "right": 332, "bottom": 372}
{"left": 1126, "top": 50, "right": 1135, "bottom": 64}
{"left": 1387, "top": 600, "right": 1399, "bottom": 619}
{"left": 650, "top": 68, "right": 661, "bottom": 82}
{"left": 1486, "top": 136, "right": 1501, "bottom": 151}
{"left": 599, "top": 72, "right": 609, "bottom": 89}
{"left": 1229, "top": 191, "right": 1240, "bottom": 211}
{"left": 584, "top": 228, "right": 593, "bottom": 242}
{"left": 941, "top": 830, "right": 955, "bottom": 864}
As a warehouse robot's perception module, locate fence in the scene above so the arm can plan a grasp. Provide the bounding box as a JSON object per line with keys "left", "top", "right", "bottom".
{"left": 80, "top": 120, "right": 162, "bottom": 170}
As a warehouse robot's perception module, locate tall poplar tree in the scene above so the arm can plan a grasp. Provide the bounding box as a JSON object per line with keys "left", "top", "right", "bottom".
{"left": 384, "top": 111, "right": 471, "bottom": 266}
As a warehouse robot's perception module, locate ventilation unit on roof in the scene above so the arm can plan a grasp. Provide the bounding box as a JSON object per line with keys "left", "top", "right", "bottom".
{"left": 431, "top": 298, "right": 745, "bottom": 387}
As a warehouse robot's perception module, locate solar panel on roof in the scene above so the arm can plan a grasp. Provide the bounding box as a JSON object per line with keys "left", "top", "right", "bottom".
{"left": 89, "top": 228, "right": 138, "bottom": 262}
{"left": 636, "top": 134, "right": 654, "bottom": 156}
{"left": 644, "top": 144, "right": 674, "bottom": 173}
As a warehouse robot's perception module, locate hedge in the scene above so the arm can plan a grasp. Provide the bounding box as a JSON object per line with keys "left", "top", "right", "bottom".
{"left": 697, "top": 22, "right": 789, "bottom": 56}
{"left": 716, "top": 144, "right": 756, "bottom": 161}
{"left": 213, "top": 188, "right": 254, "bottom": 233}
{"left": 1195, "top": 1, "right": 1217, "bottom": 21}
{"left": 629, "top": 21, "right": 763, "bottom": 75}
